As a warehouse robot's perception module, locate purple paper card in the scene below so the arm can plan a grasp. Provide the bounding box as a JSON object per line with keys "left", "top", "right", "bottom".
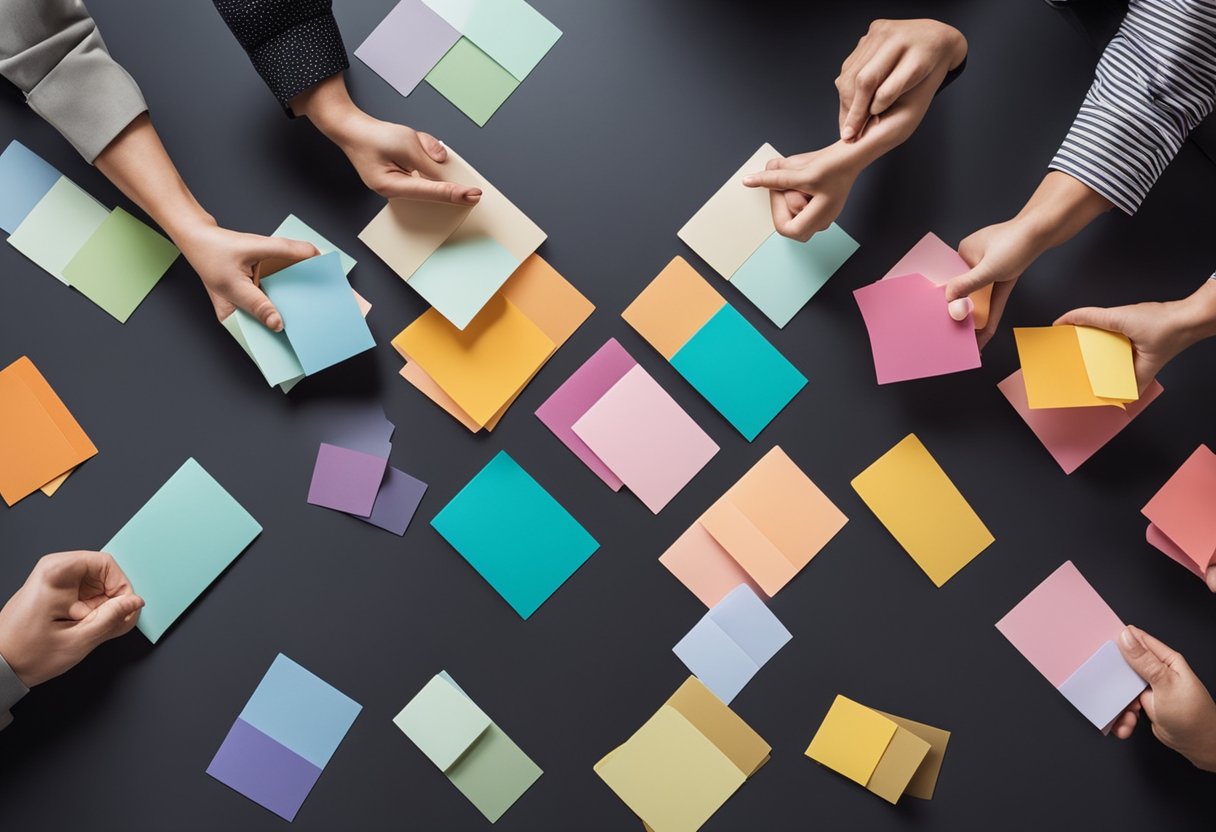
{"left": 307, "top": 443, "right": 388, "bottom": 517}
{"left": 355, "top": 0, "right": 461, "bottom": 97}
{"left": 301, "top": 400, "right": 395, "bottom": 458}
{"left": 355, "top": 466, "right": 428, "bottom": 536}
{"left": 207, "top": 718, "right": 323, "bottom": 821}
{"left": 1058, "top": 640, "right": 1146, "bottom": 731}
{"left": 535, "top": 339, "right": 637, "bottom": 490}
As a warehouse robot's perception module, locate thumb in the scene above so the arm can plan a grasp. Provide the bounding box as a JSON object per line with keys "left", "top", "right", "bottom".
{"left": 1206, "top": 565, "right": 1216, "bottom": 594}
{"left": 252, "top": 236, "right": 319, "bottom": 266}
{"left": 80, "top": 594, "right": 145, "bottom": 644}
{"left": 228, "top": 279, "right": 284, "bottom": 332}
{"left": 1053, "top": 306, "right": 1123, "bottom": 333}
{"left": 945, "top": 264, "right": 1000, "bottom": 308}
{"left": 1118, "top": 626, "right": 1173, "bottom": 694}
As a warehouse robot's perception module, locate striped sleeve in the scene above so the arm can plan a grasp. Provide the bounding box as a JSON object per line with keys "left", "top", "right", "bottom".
{"left": 1049, "top": 0, "right": 1216, "bottom": 215}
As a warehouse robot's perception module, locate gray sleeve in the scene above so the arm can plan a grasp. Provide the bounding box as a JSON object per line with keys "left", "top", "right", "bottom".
{"left": 0, "top": 0, "right": 147, "bottom": 162}
{"left": 0, "top": 652, "right": 29, "bottom": 730}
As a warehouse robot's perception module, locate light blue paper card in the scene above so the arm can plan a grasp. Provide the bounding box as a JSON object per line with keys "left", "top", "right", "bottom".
{"left": 231, "top": 308, "right": 306, "bottom": 387}
{"left": 709, "top": 584, "right": 792, "bottom": 667}
{"left": 672, "top": 618, "right": 758, "bottom": 704}
{"left": 272, "top": 215, "right": 356, "bottom": 275}
{"left": 731, "top": 224, "right": 859, "bottom": 328}
{"left": 1058, "top": 640, "right": 1146, "bottom": 730}
{"left": 0, "top": 141, "right": 62, "bottom": 234}
{"left": 409, "top": 234, "right": 519, "bottom": 330}
{"left": 7, "top": 177, "right": 108, "bottom": 283}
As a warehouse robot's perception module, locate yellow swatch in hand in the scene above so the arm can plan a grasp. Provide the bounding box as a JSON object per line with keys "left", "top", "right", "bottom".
{"left": 805, "top": 695, "right": 897, "bottom": 786}
{"left": 851, "top": 434, "right": 994, "bottom": 587}
{"left": 1014, "top": 325, "right": 1137, "bottom": 409}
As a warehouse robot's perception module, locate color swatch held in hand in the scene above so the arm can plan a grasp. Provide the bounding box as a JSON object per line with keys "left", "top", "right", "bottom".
{"left": 431, "top": 451, "right": 599, "bottom": 618}
{"left": 805, "top": 695, "right": 950, "bottom": 804}
{"left": 851, "top": 434, "right": 993, "bottom": 587}
{"left": 623, "top": 257, "right": 807, "bottom": 440}
{"left": 678, "top": 143, "right": 858, "bottom": 326}
{"left": 595, "top": 676, "right": 770, "bottom": 832}
{"left": 882, "top": 232, "right": 991, "bottom": 330}
{"left": 661, "top": 446, "right": 847, "bottom": 605}
{"left": 1013, "top": 325, "right": 1139, "bottom": 409}
{"left": 996, "top": 561, "right": 1145, "bottom": 730}
{"left": 1142, "top": 444, "right": 1216, "bottom": 581}
{"left": 103, "top": 458, "right": 261, "bottom": 643}
{"left": 394, "top": 671, "right": 542, "bottom": 822}
{"left": 207, "top": 654, "right": 361, "bottom": 821}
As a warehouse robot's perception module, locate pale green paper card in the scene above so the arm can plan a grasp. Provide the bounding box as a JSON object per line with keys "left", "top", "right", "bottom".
{"left": 221, "top": 314, "right": 302, "bottom": 393}
{"left": 394, "top": 675, "right": 491, "bottom": 771}
{"left": 62, "top": 207, "right": 180, "bottom": 322}
{"left": 272, "top": 215, "right": 356, "bottom": 275}
{"left": 230, "top": 309, "right": 305, "bottom": 387}
{"left": 408, "top": 233, "right": 519, "bottom": 329}
{"left": 8, "top": 177, "right": 108, "bottom": 283}
{"left": 426, "top": 38, "right": 520, "bottom": 126}
{"left": 449, "top": 723, "right": 543, "bottom": 822}
{"left": 422, "top": 0, "right": 560, "bottom": 81}
{"left": 731, "top": 224, "right": 859, "bottom": 328}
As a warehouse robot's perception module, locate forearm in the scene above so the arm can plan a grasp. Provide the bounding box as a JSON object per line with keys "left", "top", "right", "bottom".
{"left": 1174, "top": 278, "right": 1216, "bottom": 348}
{"left": 289, "top": 73, "right": 360, "bottom": 145}
{"left": 1006, "top": 171, "right": 1113, "bottom": 258}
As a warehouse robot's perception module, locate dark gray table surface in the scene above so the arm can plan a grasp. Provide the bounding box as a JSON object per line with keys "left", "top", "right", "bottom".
{"left": 2, "top": 1, "right": 1214, "bottom": 829}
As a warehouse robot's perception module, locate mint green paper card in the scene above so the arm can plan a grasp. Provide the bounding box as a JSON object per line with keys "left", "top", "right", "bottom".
{"left": 272, "top": 215, "right": 356, "bottom": 275}
{"left": 394, "top": 674, "right": 491, "bottom": 770}
{"left": 231, "top": 308, "right": 305, "bottom": 387}
{"left": 426, "top": 38, "right": 520, "bottom": 126}
{"left": 449, "top": 722, "right": 542, "bottom": 821}
{"left": 409, "top": 232, "right": 519, "bottom": 329}
{"left": 8, "top": 177, "right": 108, "bottom": 284}
{"left": 62, "top": 207, "right": 179, "bottom": 322}
{"left": 431, "top": 451, "right": 599, "bottom": 618}
{"left": 671, "top": 305, "right": 807, "bottom": 441}
{"left": 104, "top": 458, "right": 262, "bottom": 643}
{"left": 423, "top": 0, "right": 560, "bottom": 81}
{"left": 731, "top": 224, "right": 859, "bottom": 328}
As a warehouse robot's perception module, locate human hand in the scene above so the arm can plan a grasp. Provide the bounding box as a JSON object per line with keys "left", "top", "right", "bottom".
{"left": 944, "top": 219, "right": 1042, "bottom": 347}
{"left": 836, "top": 18, "right": 967, "bottom": 142}
{"left": 1111, "top": 626, "right": 1216, "bottom": 772}
{"left": 0, "top": 551, "right": 144, "bottom": 688}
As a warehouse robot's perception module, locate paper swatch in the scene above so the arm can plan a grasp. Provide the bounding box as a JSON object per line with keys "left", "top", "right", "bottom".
{"left": 356, "top": 0, "right": 461, "bottom": 97}
{"left": 426, "top": 37, "right": 520, "bottom": 126}
{"left": 62, "top": 207, "right": 179, "bottom": 322}
{"left": 264, "top": 214, "right": 357, "bottom": 276}
{"left": 0, "top": 140, "right": 62, "bottom": 234}
{"left": 8, "top": 177, "right": 108, "bottom": 283}
{"left": 358, "top": 466, "right": 428, "bottom": 536}
{"left": 731, "top": 223, "right": 859, "bottom": 327}
{"left": 1014, "top": 325, "right": 1138, "bottom": 409}
{"left": 408, "top": 230, "right": 521, "bottom": 329}
{"left": 423, "top": 0, "right": 561, "bottom": 81}
{"left": 1142, "top": 444, "right": 1216, "bottom": 579}
{"left": 307, "top": 443, "right": 388, "bottom": 518}
{"left": 881, "top": 232, "right": 991, "bottom": 330}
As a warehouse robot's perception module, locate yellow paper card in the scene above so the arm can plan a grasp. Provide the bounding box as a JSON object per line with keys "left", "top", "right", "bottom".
{"left": 622, "top": 257, "right": 725, "bottom": 360}
{"left": 40, "top": 467, "right": 74, "bottom": 496}
{"left": 1014, "top": 326, "right": 1135, "bottom": 409}
{"left": 850, "top": 434, "right": 994, "bottom": 587}
{"left": 806, "top": 695, "right": 897, "bottom": 786}
{"left": 873, "top": 710, "right": 950, "bottom": 799}
{"left": 865, "top": 726, "right": 931, "bottom": 804}
{"left": 666, "top": 676, "right": 770, "bottom": 776}
{"left": 1075, "top": 326, "right": 1137, "bottom": 402}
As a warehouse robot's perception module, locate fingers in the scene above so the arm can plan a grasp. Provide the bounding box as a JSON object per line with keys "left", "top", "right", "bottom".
{"left": 37, "top": 551, "right": 128, "bottom": 595}
{"left": 417, "top": 131, "right": 447, "bottom": 164}
{"left": 250, "top": 236, "right": 319, "bottom": 267}
{"left": 743, "top": 168, "right": 800, "bottom": 191}
{"left": 947, "top": 297, "right": 974, "bottom": 322}
{"left": 946, "top": 263, "right": 1001, "bottom": 306}
{"left": 1118, "top": 626, "right": 1175, "bottom": 689}
{"left": 376, "top": 171, "right": 482, "bottom": 205}
{"left": 842, "top": 46, "right": 902, "bottom": 141}
{"left": 80, "top": 593, "right": 144, "bottom": 643}
{"left": 768, "top": 188, "right": 794, "bottom": 235}
{"left": 776, "top": 196, "right": 837, "bottom": 243}
{"left": 1111, "top": 709, "right": 1139, "bottom": 739}
{"left": 870, "top": 56, "right": 931, "bottom": 115}
{"left": 1206, "top": 564, "right": 1216, "bottom": 593}
{"left": 1053, "top": 306, "right": 1123, "bottom": 332}
{"left": 976, "top": 281, "right": 1016, "bottom": 350}
{"left": 226, "top": 277, "right": 284, "bottom": 332}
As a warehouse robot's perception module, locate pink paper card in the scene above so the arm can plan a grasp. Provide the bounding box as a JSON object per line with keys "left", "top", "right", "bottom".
{"left": 996, "top": 561, "right": 1126, "bottom": 688}
{"left": 998, "top": 370, "right": 1163, "bottom": 474}
{"left": 535, "top": 339, "right": 637, "bottom": 490}
{"left": 881, "top": 232, "right": 968, "bottom": 284}
{"left": 571, "top": 365, "right": 719, "bottom": 514}
{"left": 1142, "top": 445, "right": 1216, "bottom": 572}
{"left": 853, "top": 273, "right": 981, "bottom": 384}
{"left": 1146, "top": 523, "right": 1205, "bottom": 578}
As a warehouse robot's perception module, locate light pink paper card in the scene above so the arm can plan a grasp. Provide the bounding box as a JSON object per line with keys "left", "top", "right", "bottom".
{"left": 572, "top": 365, "right": 719, "bottom": 514}
{"left": 998, "top": 370, "right": 1163, "bottom": 474}
{"left": 996, "top": 561, "right": 1126, "bottom": 688}
{"left": 535, "top": 339, "right": 636, "bottom": 490}
{"left": 853, "top": 273, "right": 981, "bottom": 384}
{"left": 881, "top": 232, "right": 969, "bottom": 284}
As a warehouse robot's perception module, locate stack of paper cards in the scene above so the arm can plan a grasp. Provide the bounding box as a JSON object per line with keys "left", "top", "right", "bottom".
{"left": 678, "top": 143, "right": 858, "bottom": 327}
{"left": 357, "top": 0, "right": 561, "bottom": 125}
{"left": 431, "top": 451, "right": 599, "bottom": 618}
{"left": 805, "top": 695, "right": 949, "bottom": 804}
{"left": 207, "top": 654, "right": 361, "bottom": 821}
{"left": 882, "top": 232, "right": 991, "bottom": 329}
{"left": 556, "top": 349, "right": 719, "bottom": 514}
{"left": 394, "top": 671, "right": 542, "bottom": 822}
{"left": 1142, "top": 445, "right": 1216, "bottom": 581}
{"left": 854, "top": 273, "right": 981, "bottom": 383}
{"left": 673, "top": 585, "right": 791, "bottom": 703}
{"left": 997, "top": 561, "right": 1146, "bottom": 730}
{"left": 103, "top": 458, "right": 261, "bottom": 642}
{"left": 661, "top": 446, "right": 847, "bottom": 606}
{"left": 0, "top": 356, "right": 97, "bottom": 505}
{"left": 361, "top": 148, "right": 548, "bottom": 329}
{"left": 595, "top": 677, "right": 770, "bottom": 832}
{"left": 1, "top": 141, "right": 179, "bottom": 322}
{"left": 999, "top": 370, "right": 1163, "bottom": 474}
{"left": 852, "top": 434, "right": 993, "bottom": 587}
{"left": 1013, "top": 325, "right": 1139, "bottom": 409}
{"left": 623, "top": 257, "right": 807, "bottom": 440}
{"left": 393, "top": 254, "right": 591, "bottom": 432}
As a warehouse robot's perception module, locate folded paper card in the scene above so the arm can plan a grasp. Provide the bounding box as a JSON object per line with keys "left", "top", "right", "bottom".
{"left": 104, "top": 458, "right": 261, "bottom": 642}
{"left": 673, "top": 585, "right": 791, "bottom": 703}
{"left": 0, "top": 140, "right": 62, "bottom": 234}
{"left": 356, "top": 0, "right": 461, "bottom": 97}
{"left": 998, "top": 370, "right": 1162, "bottom": 474}
{"left": 423, "top": 0, "right": 561, "bottom": 81}
{"left": 730, "top": 223, "right": 859, "bottom": 328}
{"left": 1142, "top": 444, "right": 1216, "bottom": 579}
{"left": 8, "top": 177, "right": 108, "bottom": 283}
{"left": 359, "top": 199, "right": 471, "bottom": 282}
{"left": 1014, "top": 325, "right": 1139, "bottom": 409}
{"left": 851, "top": 434, "right": 993, "bottom": 587}
{"left": 882, "top": 232, "right": 991, "bottom": 330}
{"left": 307, "top": 443, "right": 388, "bottom": 518}
{"left": 0, "top": 356, "right": 97, "bottom": 506}
{"left": 395, "top": 671, "right": 542, "bottom": 821}
{"left": 854, "top": 273, "right": 981, "bottom": 383}
{"left": 61, "top": 207, "right": 179, "bottom": 322}
{"left": 208, "top": 654, "right": 361, "bottom": 821}
{"left": 996, "top": 561, "right": 1144, "bottom": 730}
{"left": 661, "top": 446, "right": 847, "bottom": 604}
{"left": 595, "top": 676, "right": 770, "bottom": 832}
{"left": 226, "top": 308, "right": 306, "bottom": 388}
{"left": 431, "top": 451, "right": 599, "bottom": 618}
{"left": 572, "top": 364, "right": 719, "bottom": 513}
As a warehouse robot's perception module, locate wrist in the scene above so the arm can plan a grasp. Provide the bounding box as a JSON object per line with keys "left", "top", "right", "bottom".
{"left": 1014, "top": 172, "right": 1112, "bottom": 252}
{"left": 161, "top": 208, "right": 217, "bottom": 254}
{"left": 290, "top": 74, "right": 361, "bottom": 142}
{"left": 1174, "top": 279, "right": 1216, "bottom": 346}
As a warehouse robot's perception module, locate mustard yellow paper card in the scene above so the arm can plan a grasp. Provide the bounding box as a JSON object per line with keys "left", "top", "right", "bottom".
{"left": 873, "top": 710, "right": 950, "bottom": 799}
{"left": 805, "top": 695, "right": 896, "bottom": 786}
{"left": 851, "top": 434, "right": 994, "bottom": 587}
{"left": 1014, "top": 326, "right": 1136, "bottom": 409}
{"left": 865, "top": 726, "right": 930, "bottom": 804}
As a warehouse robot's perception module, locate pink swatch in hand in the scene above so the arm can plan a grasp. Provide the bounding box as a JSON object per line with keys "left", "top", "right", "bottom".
{"left": 853, "top": 273, "right": 981, "bottom": 384}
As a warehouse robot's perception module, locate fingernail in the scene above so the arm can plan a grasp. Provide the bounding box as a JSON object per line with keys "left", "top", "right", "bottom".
{"left": 267, "top": 313, "right": 283, "bottom": 332}
{"left": 841, "top": 126, "right": 855, "bottom": 140}
{"left": 947, "top": 298, "right": 973, "bottom": 321}
{"left": 1120, "top": 626, "right": 1138, "bottom": 649}
{"left": 743, "top": 175, "right": 756, "bottom": 186}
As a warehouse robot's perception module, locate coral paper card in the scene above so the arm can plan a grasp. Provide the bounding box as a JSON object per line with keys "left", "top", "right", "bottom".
{"left": 851, "top": 434, "right": 993, "bottom": 587}
{"left": 854, "top": 273, "right": 981, "bottom": 383}
{"left": 659, "top": 522, "right": 766, "bottom": 608}
{"left": 0, "top": 356, "right": 97, "bottom": 506}
{"left": 731, "top": 223, "right": 859, "bottom": 328}
{"left": 622, "top": 256, "right": 725, "bottom": 360}
{"left": 8, "top": 177, "right": 108, "bottom": 283}
{"left": 423, "top": 0, "right": 561, "bottom": 82}
{"left": 678, "top": 144, "right": 782, "bottom": 279}
{"left": 356, "top": 0, "right": 461, "bottom": 97}
{"left": 805, "top": 696, "right": 897, "bottom": 786}
{"left": 572, "top": 365, "right": 719, "bottom": 514}
{"left": 998, "top": 370, "right": 1162, "bottom": 474}
{"left": 535, "top": 338, "right": 637, "bottom": 489}
{"left": 0, "top": 140, "right": 62, "bottom": 234}
{"left": 1057, "top": 640, "right": 1146, "bottom": 730}
{"left": 1013, "top": 325, "right": 1138, "bottom": 409}
{"left": 881, "top": 232, "right": 992, "bottom": 330}
{"left": 1142, "top": 444, "right": 1216, "bottom": 573}
{"left": 307, "top": 444, "right": 388, "bottom": 518}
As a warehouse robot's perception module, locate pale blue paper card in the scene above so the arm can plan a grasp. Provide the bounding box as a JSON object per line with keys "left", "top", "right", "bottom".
{"left": 731, "top": 224, "right": 859, "bottom": 328}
